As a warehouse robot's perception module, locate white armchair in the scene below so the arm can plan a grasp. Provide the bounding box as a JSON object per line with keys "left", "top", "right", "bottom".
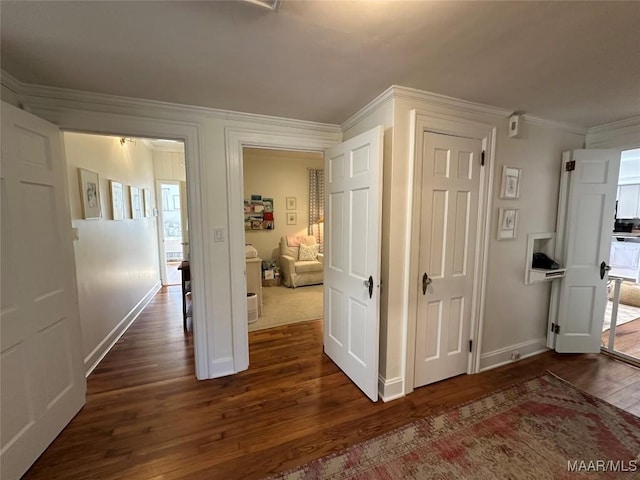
{"left": 279, "top": 236, "right": 324, "bottom": 288}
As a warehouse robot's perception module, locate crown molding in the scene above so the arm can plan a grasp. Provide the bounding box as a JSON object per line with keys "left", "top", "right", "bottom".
{"left": 7, "top": 73, "right": 342, "bottom": 136}
{"left": 342, "top": 84, "right": 588, "bottom": 136}
{"left": 587, "top": 116, "right": 640, "bottom": 135}
{"left": 341, "top": 86, "right": 395, "bottom": 132}
{"left": 1, "top": 70, "right": 22, "bottom": 94}
{"left": 522, "top": 114, "right": 587, "bottom": 136}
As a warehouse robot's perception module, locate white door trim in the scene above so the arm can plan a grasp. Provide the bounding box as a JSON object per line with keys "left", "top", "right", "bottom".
{"left": 224, "top": 128, "right": 341, "bottom": 372}
{"left": 404, "top": 110, "right": 496, "bottom": 393}
{"left": 17, "top": 106, "right": 212, "bottom": 379}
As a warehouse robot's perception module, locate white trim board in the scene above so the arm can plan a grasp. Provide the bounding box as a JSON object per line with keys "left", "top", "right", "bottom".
{"left": 479, "top": 338, "right": 549, "bottom": 372}
{"left": 84, "top": 281, "right": 162, "bottom": 376}
{"left": 342, "top": 85, "right": 587, "bottom": 135}
{"left": 378, "top": 375, "right": 404, "bottom": 403}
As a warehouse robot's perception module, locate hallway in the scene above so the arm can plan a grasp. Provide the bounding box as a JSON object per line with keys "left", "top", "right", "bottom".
{"left": 23, "top": 286, "right": 640, "bottom": 480}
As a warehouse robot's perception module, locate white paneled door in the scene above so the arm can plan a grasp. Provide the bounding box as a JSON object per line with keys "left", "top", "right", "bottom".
{"left": 552, "top": 149, "right": 620, "bottom": 353}
{"left": 1, "top": 102, "right": 86, "bottom": 479}
{"left": 324, "top": 126, "right": 383, "bottom": 402}
{"left": 414, "top": 132, "right": 482, "bottom": 388}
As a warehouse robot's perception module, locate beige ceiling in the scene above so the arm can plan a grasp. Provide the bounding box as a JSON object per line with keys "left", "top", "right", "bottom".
{"left": 1, "top": 1, "right": 638, "bottom": 128}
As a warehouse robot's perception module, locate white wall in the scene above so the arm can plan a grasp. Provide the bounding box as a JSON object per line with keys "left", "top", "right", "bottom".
{"left": 64, "top": 133, "right": 161, "bottom": 374}
{"left": 243, "top": 148, "right": 324, "bottom": 261}
{"left": 344, "top": 88, "right": 586, "bottom": 393}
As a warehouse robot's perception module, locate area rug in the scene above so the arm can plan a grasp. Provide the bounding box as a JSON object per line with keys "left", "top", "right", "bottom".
{"left": 249, "top": 284, "right": 323, "bottom": 332}
{"left": 267, "top": 374, "right": 640, "bottom": 479}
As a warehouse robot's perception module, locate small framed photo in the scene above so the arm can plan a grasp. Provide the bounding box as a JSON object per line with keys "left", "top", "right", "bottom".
{"left": 500, "top": 166, "right": 522, "bottom": 199}
{"left": 286, "top": 196, "right": 297, "bottom": 210}
{"left": 497, "top": 208, "right": 518, "bottom": 240}
{"left": 78, "top": 168, "right": 101, "bottom": 219}
{"left": 287, "top": 212, "right": 297, "bottom": 225}
{"left": 130, "top": 186, "right": 143, "bottom": 219}
{"left": 110, "top": 180, "right": 125, "bottom": 220}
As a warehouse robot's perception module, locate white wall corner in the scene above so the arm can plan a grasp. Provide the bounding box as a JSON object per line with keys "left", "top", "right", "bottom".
{"left": 83, "top": 281, "right": 162, "bottom": 376}
{"left": 378, "top": 374, "right": 405, "bottom": 402}
{"left": 479, "top": 337, "right": 548, "bottom": 372}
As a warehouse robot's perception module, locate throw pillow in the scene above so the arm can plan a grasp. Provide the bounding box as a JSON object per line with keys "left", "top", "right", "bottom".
{"left": 298, "top": 243, "right": 318, "bottom": 261}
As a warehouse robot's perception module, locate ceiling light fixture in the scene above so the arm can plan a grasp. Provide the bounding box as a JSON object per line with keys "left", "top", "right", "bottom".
{"left": 242, "top": 0, "right": 281, "bottom": 12}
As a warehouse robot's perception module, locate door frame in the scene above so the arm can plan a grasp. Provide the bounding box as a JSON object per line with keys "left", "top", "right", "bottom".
{"left": 19, "top": 106, "right": 211, "bottom": 379}
{"left": 404, "top": 110, "right": 497, "bottom": 393}
{"left": 156, "top": 179, "right": 187, "bottom": 285}
{"left": 225, "top": 128, "right": 341, "bottom": 371}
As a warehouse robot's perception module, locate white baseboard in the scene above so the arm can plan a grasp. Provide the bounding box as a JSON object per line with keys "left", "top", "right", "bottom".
{"left": 84, "top": 281, "right": 162, "bottom": 376}
{"left": 378, "top": 374, "right": 405, "bottom": 402}
{"left": 479, "top": 337, "right": 548, "bottom": 372}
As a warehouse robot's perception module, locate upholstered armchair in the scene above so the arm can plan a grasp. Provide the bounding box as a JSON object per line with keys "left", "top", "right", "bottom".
{"left": 279, "top": 236, "right": 324, "bottom": 288}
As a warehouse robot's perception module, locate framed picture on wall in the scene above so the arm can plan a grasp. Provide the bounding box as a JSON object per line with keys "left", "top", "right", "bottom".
{"left": 287, "top": 212, "right": 297, "bottom": 225}
{"left": 497, "top": 208, "right": 518, "bottom": 240}
{"left": 286, "top": 196, "right": 297, "bottom": 210}
{"left": 130, "top": 186, "right": 143, "bottom": 219}
{"left": 110, "top": 180, "right": 125, "bottom": 220}
{"left": 500, "top": 166, "right": 522, "bottom": 199}
{"left": 78, "top": 168, "right": 101, "bottom": 219}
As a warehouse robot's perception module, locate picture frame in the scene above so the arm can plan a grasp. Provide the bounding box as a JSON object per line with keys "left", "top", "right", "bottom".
{"left": 78, "top": 168, "right": 101, "bottom": 219}
{"left": 500, "top": 166, "right": 522, "bottom": 199}
{"left": 287, "top": 212, "right": 297, "bottom": 225}
{"left": 497, "top": 208, "right": 518, "bottom": 240}
{"left": 129, "top": 186, "right": 143, "bottom": 219}
{"left": 143, "top": 188, "right": 151, "bottom": 217}
{"left": 286, "top": 196, "right": 297, "bottom": 210}
{"left": 110, "top": 180, "right": 125, "bottom": 220}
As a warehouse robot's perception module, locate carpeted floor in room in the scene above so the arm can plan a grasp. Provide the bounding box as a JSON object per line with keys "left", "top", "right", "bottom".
{"left": 249, "top": 284, "right": 323, "bottom": 332}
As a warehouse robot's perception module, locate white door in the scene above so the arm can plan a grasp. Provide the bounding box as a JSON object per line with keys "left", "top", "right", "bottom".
{"left": 1, "top": 102, "right": 86, "bottom": 480}
{"left": 324, "top": 126, "right": 383, "bottom": 401}
{"left": 414, "top": 132, "right": 483, "bottom": 388}
{"left": 552, "top": 149, "right": 620, "bottom": 353}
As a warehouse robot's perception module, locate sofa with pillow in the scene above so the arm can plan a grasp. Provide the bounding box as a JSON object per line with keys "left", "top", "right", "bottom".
{"left": 279, "top": 235, "right": 323, "bottom": 288}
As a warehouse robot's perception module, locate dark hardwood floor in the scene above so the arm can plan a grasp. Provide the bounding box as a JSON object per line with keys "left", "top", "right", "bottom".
{"left": 23, "top": 286, "right": 640, "bottom": 480}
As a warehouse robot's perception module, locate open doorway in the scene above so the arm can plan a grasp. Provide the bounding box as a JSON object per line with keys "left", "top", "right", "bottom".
{"left": 603, "top": 147, "right": 640, "bottom": 365}
{"left": 150, "top": 140, "right": 189, "bottom": 286}
{"left": 242, "top": 147, "right": 324, "bottom": 333}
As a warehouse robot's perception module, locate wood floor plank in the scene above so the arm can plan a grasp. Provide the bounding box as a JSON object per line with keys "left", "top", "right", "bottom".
{"left": 22, "top": 286, "right": 640, "bottom": 480}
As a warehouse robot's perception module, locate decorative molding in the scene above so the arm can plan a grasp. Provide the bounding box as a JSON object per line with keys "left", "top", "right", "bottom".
{"left": 587, "top": 115, "right": 640, "bottom": 135}
{"left": 586, "top": 116, "right": 640, "bottom": 149}
{"left": 0, "top": 69, "right": 22, "bottom": 94}
{"left": 378, "top": 374, "right": 404, "bottom": 402}
{"left": 8, "top": 72, "right": 342, "bottom": 135}
{"left": 342, "top": 84, "right": 588, "bottom": 136}
{"left": 523, "top": 114, "right": 587, "bottom": 136}
{"left": 392, "top": 85, "right": 512, "bottom": 118}
{"left": 479, "top": 337, "right": 548, "bottom": 372}
{"left": 341, "top": 86, "right": 395, "bottom": 132}
{"left": 83, "top": 281, "right": 162, "bottom": 376}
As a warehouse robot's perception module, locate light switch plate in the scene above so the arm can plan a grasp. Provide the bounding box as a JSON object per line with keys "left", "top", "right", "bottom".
{"left": 214, "top": 228, "right": 225, "bottom": 242}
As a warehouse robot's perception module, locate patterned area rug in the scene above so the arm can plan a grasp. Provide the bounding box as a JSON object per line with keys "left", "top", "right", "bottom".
{"left": 267, "top": 374, "right": 640, "bottom": 479}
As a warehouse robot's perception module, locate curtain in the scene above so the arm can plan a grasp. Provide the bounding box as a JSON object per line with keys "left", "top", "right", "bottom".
{"left": 308, "top": 169, "right": 324, "bottom": 252}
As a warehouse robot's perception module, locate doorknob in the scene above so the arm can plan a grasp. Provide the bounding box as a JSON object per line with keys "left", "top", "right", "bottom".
{"left": 600, "top": 261, "right": 611, "bottom": 280}
{"left": 364, "top": 275, "right": 374, "bottom": 299}
{"left": 422, "top": 272, "right": 432, "bottom": 295}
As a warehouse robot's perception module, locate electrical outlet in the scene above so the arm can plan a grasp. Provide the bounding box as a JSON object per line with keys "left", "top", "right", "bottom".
{"left": 511, "top": 351, "right": 521, "bottom": 361}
